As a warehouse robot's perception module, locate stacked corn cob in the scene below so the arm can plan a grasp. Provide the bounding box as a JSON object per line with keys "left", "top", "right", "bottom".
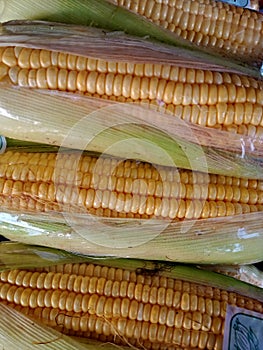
{"left": 0, "top": 150, "right": 263, "bottom": 219}
{"left": 0, "top": 46, "right": 263, "bottom": 137}
{"left": 0, "top": 261, "right": 262, "bottom": 349}
{"left": 0, "top": 1, "right": 262, "bottom": 349}
{"left": 108, "top": 0, "right": 263, "bottom": 63}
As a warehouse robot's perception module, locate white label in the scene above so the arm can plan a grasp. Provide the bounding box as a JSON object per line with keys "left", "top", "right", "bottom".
{"left": 223, "top": 305, "right": 263, "bottom": 350}
{"left": 219, "top": 0, "right": 251, "bottom": 8}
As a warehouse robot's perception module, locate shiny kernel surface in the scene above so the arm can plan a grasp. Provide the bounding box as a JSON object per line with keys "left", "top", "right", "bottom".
{"left": 109, "top": 0, "right": 263, "bottom": 63}
{"left": 1, "top": 46, "right": 263, "bottom": 137}
{"left": 0, "top": 150, "right": 262, "bottom": 220}
{"left": 1, "top": 262, "right": 262, "bottom": 349}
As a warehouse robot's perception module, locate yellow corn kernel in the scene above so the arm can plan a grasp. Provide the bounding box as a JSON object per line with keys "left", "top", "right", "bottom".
{"left": 0, "top": 263, "right": 262, "bottom": 349}
{"left": 109, "top": 0, "right": 263, "bottom": 62}
{"left": 0, "top": 150, "right": 262, "bottom": 220}
{"left": 1, "top": 46, "right": 263, "bottom": 137}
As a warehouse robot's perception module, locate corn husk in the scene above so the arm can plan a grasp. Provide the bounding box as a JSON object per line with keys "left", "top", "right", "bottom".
{"left": 0, "top": 242, "right": 89, "bottom": 271}
{"left": 0, "top": 19, "right": 261, "bottom": 78}
{"left": 201, "top": 264, "right": 263, "bottom": 288}
{"left": 1, "top": 242, "right": 262, "bottom": 302}
{"left": 1, "top": 3, "right": 262, "bottom": 76}
{"left": 1, "top": 86, "right": 262, "bottom": 179}
{"left": 0, "top": 21, "right": 262, "bottom": 180}
{"left": 0, "top": 4, "right": 262, "bottom": 269}
{"left": 1, "top": 210, "right": 262, "bottom": 265}
{"left": 107, "top": 0, "right": 263, "bottom": 67}
{"left": 1, "top": 243, "right": 263, "bottom": 349}
{"left": 0, "top": 303, "right": 125, "bottom": 350}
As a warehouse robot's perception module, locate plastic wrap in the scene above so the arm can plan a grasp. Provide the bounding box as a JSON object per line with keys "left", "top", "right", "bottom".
{"left": 0, "top": 22, "right": 262, "bottom": 150}
{"left": 0, "top": 86, "right": 262, "bottom": 177}
{"left": 0, "top": 252, "right": 263, "bottom": 349}
{"left": 0, "top": 20, "right": 261, "bottom": 78}
{"left": 205, "top": 0, "right": 259, "bottom": 10}
{"left": 106, "top": 0, "right": 263, "bottom": 68}
{"left": 0, "top": 208, "right": 262, "bottom": 265}
{"left": 0, "top": 241, "right": 89, "bottom": 271}
{"left": 202, "top": 264, "right": 263, "bottom": 288}
{"left": 223, "top": 305, "right": 263, "bottom": 349}
{"left": 0, "top": 1, "right": 262, "bottom": 72}
{"left": 0, "top": 4, "right": 262, "bottom": 349}
{"left": 0, "top": 88, "right": 262, "bottom": 264}
{"left": 0, "top": 20, "right": 262, "bottom": 266}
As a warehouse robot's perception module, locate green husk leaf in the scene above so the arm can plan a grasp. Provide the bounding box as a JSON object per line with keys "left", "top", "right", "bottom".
{"left": 1, "top": 86, "right": 262, "bottom": 179}
{"left": 89, "top": 258, "right": 263, "bottom": 303}
{"left": 6, "top": 137, "right": 59, "bottom": 152}
{"left": 0, "top": 1, "right": 261, "bottom": 78}
{"left": 1, "top": 211, "right": 262, "bottom": 265}
{"left": 0, "top": 303, "right": 123, "bottom": 350}
{"left": 0, "top": 241, "right": 88, "bottom": 270}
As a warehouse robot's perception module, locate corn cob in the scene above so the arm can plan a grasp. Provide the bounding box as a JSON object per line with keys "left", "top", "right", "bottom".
{"left": 108, "top": 0, "right": 263, "bottom": 63}
{"left": 0, "top": 150, "right": 262, "bottom": 220}
{"left": 0, "top": 262, "right": 262, "bottom": 349}
{"left": 1, "top": 47, "right": 263, "bottom": 138}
